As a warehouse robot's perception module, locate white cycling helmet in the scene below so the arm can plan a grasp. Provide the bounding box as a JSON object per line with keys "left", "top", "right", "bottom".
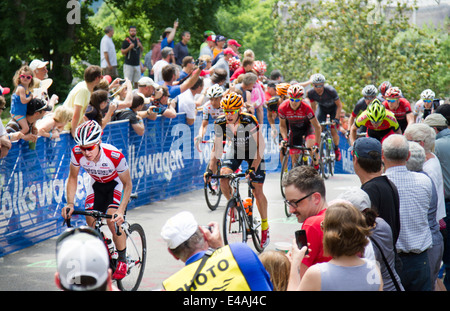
{"left": 206, "top": 84, "right": 224, "bottom": 98}
{"left": 362, "top": 84, "right": 378, "bottom": 97}
{"left": 74, "top": 120, "right": 102, "bottom": 146}
{"left": 420, "top": 89, "right": 435, "bottom": 100}
{"left": 311, "top": 73, "right": 326, "bottom": 84}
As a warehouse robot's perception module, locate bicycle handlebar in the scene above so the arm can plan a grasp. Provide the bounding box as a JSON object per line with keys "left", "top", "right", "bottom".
{"left": 210, "top": 173, "right": 255, "bottom": 189}
{"left": 63, "top": 208, "right": 122, "bottom": 236}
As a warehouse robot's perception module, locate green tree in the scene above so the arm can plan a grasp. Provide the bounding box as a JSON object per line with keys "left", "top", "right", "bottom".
{"left": 107, "top": 0, "right": 241, "bottom": 53}
{"left": 0, "top": 0, "right": 98, "bottom": 105}
{"left": 216, "top": 0, "right": 277, "bottom": 70}
{"left": 273, "top": 0, "right": 449, "bottom": 111}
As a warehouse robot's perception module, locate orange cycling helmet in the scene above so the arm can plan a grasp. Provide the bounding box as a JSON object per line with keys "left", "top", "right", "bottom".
{"left": 276, "top": 83, "right": 290, "bottom": 96}
{"left": 287, "top": 84, "right": 305, "bottom": 99}
{"left": 221, "top": 92, "right": 244, "bottom": 110}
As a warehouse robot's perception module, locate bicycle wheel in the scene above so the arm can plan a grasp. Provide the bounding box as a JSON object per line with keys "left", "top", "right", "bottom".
{"left": 223, "top": 198, "right": 247, "bottom": 246}
{"left": 204, "top": 163, "right": 222, "bottom": 210}
{"left": 248, "top": 199, "right": 264, "bottom": 253}
{"left": 204, "top": 180, "right": 222, "bottom": 211}
{"left": 319, "top": 133, "right": 331, "bottom": 179}
{"left": 280, "top": 148, "right": 291, "bottom": 199}
{"left": 117, "top": 223, "right": 147, "bottom": 291}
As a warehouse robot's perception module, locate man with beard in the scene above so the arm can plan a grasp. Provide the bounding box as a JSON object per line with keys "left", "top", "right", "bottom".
{"left": 121, "top": 26, "right": 144, "bottom": 88}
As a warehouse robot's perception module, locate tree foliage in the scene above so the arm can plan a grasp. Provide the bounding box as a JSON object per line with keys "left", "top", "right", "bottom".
{"left": 273, "top": 0, "right": 449, "bottom": 111}
{"left": 0, "top": 0, "right": 98, "bottom": 103}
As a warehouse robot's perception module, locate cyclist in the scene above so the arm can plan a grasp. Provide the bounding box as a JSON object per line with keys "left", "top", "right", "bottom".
{"left": 382, "top": 86, "right": 414, "bottom": 133}
{"left": 306, "top": 74, "right": 343, "bottom": 161}
{"left": 378, "top": 81, "right": 392, "bottom": 99}
{"left": 352, "top": 98, "right": 401, "bottom": 144}
{"left": 267, "top": 82, "right": 290, "bottom": 141}
{"left": 205, "top": 92, "right": 269, "bottom": 248}
{"left": 413, "top": 89, "right": 439, "bottom": 123}
{"left": 348, "top": 84, "right": 379, "bottom": 144}
{"left": 278, "top": 84, "right": 321, "bottom": 170}
{"left": 194, "top": 84, "right": 225, "bottom": 151}
{"left": 62, "top": 120, "right": 133, "bottom": 280}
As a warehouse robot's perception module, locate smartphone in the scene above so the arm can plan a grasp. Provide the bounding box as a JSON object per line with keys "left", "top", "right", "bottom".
{"left": 295, "top": 230, "right": 308, "bottom": 254}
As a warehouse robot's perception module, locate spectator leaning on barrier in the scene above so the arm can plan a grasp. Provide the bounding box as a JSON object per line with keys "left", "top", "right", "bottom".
{"left": 112, "top": 93, "right": 146, "bottom": 136}
{"left": 382, "top": 134, "right": 433, "bottom": 291}
{"left": 1, "top": 95, "right": 24, "bottom": 158}
{"left": 36, "top": 105, "right": 74, "bottom": 140}
{"left": 100, "top": 25, "right": 118, "bottom": 80}
{"left": 160, "top": 211, "right": 273, "bottom": 291}
{"left": 178, "top": 77, "right": 203, "bottom": 126}
{"left": 55, "top": 226, "right": 118, "bottom": 291}
{"left": 5, "top": 98, "right": 51, "bottom": 143}
{"left": 63, "top": 65, "right": 103, "bottom": 137}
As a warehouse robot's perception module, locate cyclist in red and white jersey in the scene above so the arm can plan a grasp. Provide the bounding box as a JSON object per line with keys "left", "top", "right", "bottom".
{"left": 382, "top": 86, "right": 414, "bottom": 133}
{"left": 278, "top": 84, "right": 321, "bottom": 170}
{"left": 62, "top": 120, "right": 132, "bottom": 280}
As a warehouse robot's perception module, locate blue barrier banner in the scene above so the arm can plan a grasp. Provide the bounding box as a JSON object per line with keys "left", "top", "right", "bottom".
{"left": 0, "top": 109, "right": 353, "bottom": 256}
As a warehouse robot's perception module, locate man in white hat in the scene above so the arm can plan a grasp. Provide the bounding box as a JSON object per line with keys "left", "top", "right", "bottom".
{"left": 29, "top": 59, "right": 59, "bottom": 109}
{"left": 55, "top": 226, "right": 118, "bottom": 291}
{"left": 160, "top": 211, "right": 273, "bottom": 291}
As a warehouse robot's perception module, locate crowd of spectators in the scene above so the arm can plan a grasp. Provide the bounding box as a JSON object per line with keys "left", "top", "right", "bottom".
{"left": 1, "top": 22, "right": 450, "bottom": 293}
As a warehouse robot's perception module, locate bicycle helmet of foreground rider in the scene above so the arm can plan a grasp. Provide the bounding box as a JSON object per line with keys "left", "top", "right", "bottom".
{"left": 420, "top": 89, "right": 435, "bottom": 100}
{"left": 287, "top": 84, "right": 305, "bottom": 99}
{"left": 366, "top": 99, "right": 386, "bottom": 123}
{"left": 220, "top": 92, "right": 244, "bottom": 110}
{"left": 206, "top": 84, "right": 224, "bottom": 98}
{"left": 362, "top": 85, "right": 378, "bottom": 98}
{"left": 311, "top": 73, "right": 326, "bottom": 84}
{"left": 276, "top": 82, "right": 290, "bottom": 96}
{"left": 74, "top": 120, "right": 103, "bottom": 146}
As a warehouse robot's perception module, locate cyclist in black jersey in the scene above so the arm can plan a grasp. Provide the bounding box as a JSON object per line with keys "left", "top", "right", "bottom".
{"left": 306, "top": 74, "right": 343, "bottom": 161}
{"left": 205, "top": 92, "right": 270, "bottom": 248}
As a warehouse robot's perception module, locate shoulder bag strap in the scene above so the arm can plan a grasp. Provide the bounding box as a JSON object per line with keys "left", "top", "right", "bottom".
{"left": 369, "top": 237, "right": 402, "bottom": 291}
{"left": 188, "top": 248, "right": 215, "bottom": 291}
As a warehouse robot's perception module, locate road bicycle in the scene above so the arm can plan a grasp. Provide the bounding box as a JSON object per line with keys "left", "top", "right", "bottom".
{"left": 63, "top": 200, "right": 146, "bottom": 291}
{"left": 319, "top": 116, "right": 336, "bottom": 180}
{"left": 211, "top": 172, "right": 264, "bottom": 253}
{"left": 279, "top": 143, "right": 317, "bottom": 217}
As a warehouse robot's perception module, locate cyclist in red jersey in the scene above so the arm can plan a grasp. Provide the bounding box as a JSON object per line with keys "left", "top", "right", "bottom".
{"left": 278, "top": 84, "right": 321, "bottom": 169}
{"left": 62, "top": 120, "right": 133, "bottom": 280}
{"left": 382, "top": 86, "right": 414, "bottom": 133}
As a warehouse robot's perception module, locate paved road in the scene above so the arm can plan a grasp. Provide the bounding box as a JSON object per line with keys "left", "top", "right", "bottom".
{"left": 0, "top": 172, "right": 360, "bottom": 291}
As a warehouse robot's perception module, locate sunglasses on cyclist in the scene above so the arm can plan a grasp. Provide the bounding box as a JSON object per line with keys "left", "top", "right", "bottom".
{"left": 423, "top": 99, "right": 432, "bottom": 103}
{"left": 313, "top": 84, "right": 324, "bottom": 88}
{"left": 20, "top": 74, "right": 33, "bottom": 80}
{"left": 289, "top": 98, "right": 302, "bottom": 102}
{"left": 284, "top": 192, "right": 315, "bottom": 209}
{"left": 79, "top": 144, "right": 98, "bottom": 151}
{"left": 224, "top": 109, "right": 239, "bottom": 115}
{"left": 387, "top": 99, "right": 397, "bottom": 103}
